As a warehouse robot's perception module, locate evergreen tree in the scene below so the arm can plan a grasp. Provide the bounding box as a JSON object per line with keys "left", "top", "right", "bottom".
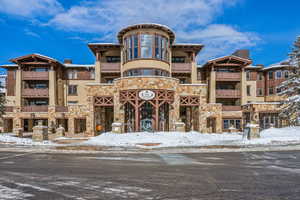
{"left": 279, "top": 36, "right": 300, "bottom": 125}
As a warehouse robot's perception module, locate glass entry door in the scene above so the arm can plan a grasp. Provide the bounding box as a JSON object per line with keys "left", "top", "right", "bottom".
{"left": 140, "top": 102, "right": 154, "bottom": 132}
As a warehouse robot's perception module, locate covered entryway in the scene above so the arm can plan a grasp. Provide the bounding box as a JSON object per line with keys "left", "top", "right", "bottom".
{"left": 94, "top": 96, "right": 114, "bottom": 133}
{"left": 120, "top": 90, "right": 174, "bottom": 132}
{"left": 179, "top": 96, "right": 200, "bottom": 131}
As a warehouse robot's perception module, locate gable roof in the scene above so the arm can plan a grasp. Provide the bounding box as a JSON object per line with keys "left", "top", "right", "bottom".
{"left": 10, "top": 53, "right": 59, "bottom": 64}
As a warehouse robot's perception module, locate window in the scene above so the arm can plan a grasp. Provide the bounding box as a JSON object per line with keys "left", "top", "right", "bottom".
{"left": 106, "top": 78, "right": 114, "bottom": 83}
{"left": 269, "top": 87, "right": 274, "bottom": 95}
{"left": 179, "top": 78, "right": 187, "bottom": 84}
{"left": 68, "top": 70, "right": 77, "bottom": 79}
{"left": 223, "top": 119, "right": 241, "bottom": 130}
{"left": 276, "top": 87, "right": 281, "bottom": 94}
{"left": 284, "top": 71, "right": 289, "bottom": 78}
{"left": 268, "top": 71, "right": 274, "bottom": 80}
{"left": 106, "top": 56, "right": 120, "bottom": 63}
{"left": 90, "top": 69, "right": 95, "bottom": 79}
{"left": 31, "top": 68, "right": 48, "bottom": 72}
{"left": 258, "top": 88, "right": 263, "bottom": 96}
{"left": 123, "top": 68, "right": 170, "bottom": 77}
{"left": 172, "top": 57, "right": 185, "bottom": 63}
{"left": 68, "top": 85, "right": 77, "bottom": 95}
{"left": 247, "top": 85, "right": 251, "bottom": 96}
{"left": 258, "top": 73, "right": 263, "bottom": 80}
{"left": 246, "top": 71, "right": 251, "bottom": 80}
{"left": 140, "top": 34, "right": 153, "bottom": 58}
{"left": 276, "top": 70, "right": 282, "bottom": 79}
{"left": 68, "top": 101, "right": 78, "bottom": 105}
{"left": 123, "top": 34, "right": 169, "bottom": 62}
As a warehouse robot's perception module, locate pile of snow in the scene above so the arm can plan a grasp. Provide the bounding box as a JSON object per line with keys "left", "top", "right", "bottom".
{"left": 0, "top": 133, "right": 53, "bottom": 146}
{"left": 241, "top": 126, "right": 300, "bottom": 145}
{"left": 83, "top": 127, "right": 300, "bottom": 148}
{"left": 83, "top": 131, "right": 243, "bottom": 148}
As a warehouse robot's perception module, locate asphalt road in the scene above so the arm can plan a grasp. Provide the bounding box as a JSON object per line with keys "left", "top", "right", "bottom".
{"left": 0, "top": 150, "right": 300, "bottom": 200}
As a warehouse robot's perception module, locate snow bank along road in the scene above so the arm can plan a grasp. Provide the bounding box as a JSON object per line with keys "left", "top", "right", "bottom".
{"left": 0, "top": 151, "right": 300, "bottom": 200}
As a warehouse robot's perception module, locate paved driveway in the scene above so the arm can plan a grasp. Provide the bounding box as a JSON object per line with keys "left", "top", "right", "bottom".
{"left": 0, "top": 150, "right": 300, "bottom": 199}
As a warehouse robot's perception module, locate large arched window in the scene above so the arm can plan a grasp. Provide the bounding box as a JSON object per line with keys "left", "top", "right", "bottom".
{"left": 123, "top": 34, "right": 169, "bottom": 63}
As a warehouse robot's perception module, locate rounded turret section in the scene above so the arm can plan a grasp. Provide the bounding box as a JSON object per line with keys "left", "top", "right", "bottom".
{"left": 118, "top": 24, "right": 175, "bottom": 77}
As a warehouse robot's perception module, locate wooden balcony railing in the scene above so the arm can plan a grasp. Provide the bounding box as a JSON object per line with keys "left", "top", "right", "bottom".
{"left": 21, "top": 106, "right": 48, "bottom": 112}
{"left": 22, "top": 71, "right": 49, "bottom": 80}
{"left": 172, "top": 63, "right": 192, "bottom": 73}
{"left": 55, "top": 106, "right": 68, "bottom": 112}
{"left": 101, "top": 62, "right": 121, "bottom": 72}
{"left": 5, "top": 106, "right": 14, "bottom": 112}
{"left": 216, "top": 72, "right": 241, "bottom": 81}
{"left": 22, "top": 88, "right": 49, "bottom": 97}
{"left": 216, "top": 89, "right": 241, "bottom": 98}
{"left": 222, "top": 106, "right": 242, "bottom": 111}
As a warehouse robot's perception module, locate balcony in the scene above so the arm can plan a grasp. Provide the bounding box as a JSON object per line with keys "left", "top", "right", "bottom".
{"left": 216, "top": 89, "right": 241, "bottom": 98}
{"left": 55, "top": 106, "right": 68, "bottom": 112}
{"left": 101, "top": 62, "right": 121, "bottom": 73}
{"left": 5, "top": 106, "right": 14, "bottom": 112}
{"left": 216, "top": 72, "right": 240, "bottom": 81}
{"left": 22, "top": 71, "right": 49, "bottom": 80}
{"left": 22, "top": 88, "right": 49, "bottom": 98}
{"left": 222, "top": 106, "right": 242, "bottom": 111}
{"left": 172, "top": 63, "right": 192, "bottom": 73}
{"left": 21, "top": 106, "right": 48, "bottom": 112}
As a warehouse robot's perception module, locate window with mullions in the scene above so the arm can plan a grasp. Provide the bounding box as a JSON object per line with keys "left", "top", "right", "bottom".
{"left": 223, "top": 119, "right": 241, "bottom": 130}
{"left": 172, "top": 57, "right": 185, "bottom": 63}
{"left": 276, "top": 70, "right": 282, "bottom": 79}
{"left": 123, "top": 68, "right": 170, "bottom": 77}
{"left": 123, "top": 33, "right": 169, "bottom": 62}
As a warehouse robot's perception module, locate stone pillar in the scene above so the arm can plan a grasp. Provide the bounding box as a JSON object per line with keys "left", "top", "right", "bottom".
{"left": 174, "top": 121, "right": 186, "bottom": 132}
{"left": 28, "top": 119, "right": 34, "bottom": 132}
{"left": 56, "top": 125, "right": 65, "bottom": 137}
{"left": 86, "top": 96, "right": 95, "bottom": 136}
{"left": 191, "top": 53, "right": 198, "bottom": 84}
{"left": 241, "top": 68, "right": 247, "bottom": 105}
{"left": 95, "top": 52, "right": 101, "bottom": 82}
{"left": 49, "top": 67, "right": 57, "bottom": 106}
{"left": 15, "top": 66, "right": 22, "bottom": 107}
{"left": 68, "top": 117, "right": 75, "bottom": 135}
{"left": 112, "top": 122, "right": 123, "bottom": 134}
{"left": 170, "top": 93, "right": 180, "bottom": 131}
{"left": 113, "top": 89, "right": 124, "bottom": 131}
{"left": 209, "top": 68, "right": 216, "bottom": 103}
{"left": 32, "top": 120, "right": 48, "bottom": 141}
{"left": 13, "top": 117, "right": 22, "bottom": 135}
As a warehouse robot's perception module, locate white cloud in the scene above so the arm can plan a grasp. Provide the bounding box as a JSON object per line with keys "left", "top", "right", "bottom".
{"left": 0, "top": 0, "right": 63, "bottom": 17}
{"left": 46, "top": 0, "right": 259, "bottom": 62}
{"left": 24, "top": 29, "right": 40, "bottom": 38}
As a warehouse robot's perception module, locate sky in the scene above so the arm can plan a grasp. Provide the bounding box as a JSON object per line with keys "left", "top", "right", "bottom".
{"left": 0, "top": 0, "right": 299, "bottom": 72}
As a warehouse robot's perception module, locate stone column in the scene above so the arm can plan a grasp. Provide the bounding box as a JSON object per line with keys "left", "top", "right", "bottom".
{"left": 68, "top": 117, "right": 75, "bottom": 135}
{"left": 86, "top": 96, "right": 95, "bottom": 136}
{"left": 241, "top": 68, "right": 247, "bottom": 105}
{"left": 13, "top": 117, "right": 22, "bottom": 134}
{"left": 95, "top": 52, "right": 101, "bottom": 83}
{"left": 209, "top": 67, "right": 216, "bottom": 103}
{"left": 15, "top": 66, "right": 22, "bottom": 107}
{"left": 191, "top": 52, "right": 198, "bottom": 84}
{"left": 49, "top": 66, "right": 57, "bottom": 106}
{"left": 170, "top": 93, "right": 180, "bottom": 131}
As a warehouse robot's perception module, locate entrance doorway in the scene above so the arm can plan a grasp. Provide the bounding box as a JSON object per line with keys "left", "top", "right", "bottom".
{"left": 94, "top": 106, "right": 114, "bottom": 133}
{"left": 121, "top": 90, "right": 174, "bottom": 132}
{"left": 180, "top": 106, "right": 199, "bottom": 132}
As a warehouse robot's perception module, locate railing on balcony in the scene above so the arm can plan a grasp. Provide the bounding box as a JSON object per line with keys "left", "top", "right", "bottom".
{"left": 21, "top": 106, "right": 48, "bottom": 112}
{"left": 22, "top": 88, "right": 49, "bottom": 97}
{"left": 216, "top": 72, "right": 240, "bottom": 81}
{"left": 172, "top": 63, "right": 192, "bottom": 73}
{"left": 22, "top": 71, "right": 49, "bottom": 80}
{"left": 5, "top": 106, "right": 14, "bottom": 112}
{"left": 101, "top": 62, "right": 121, "bottom": 73}
{"left": 216, "top": 89, "right": 241, "bottom": 98}
{"left": 222, "top": 106, "right": 242, "bottom": 111}
{"left": 55, "top": 106, "right": 68, "bottom": 112}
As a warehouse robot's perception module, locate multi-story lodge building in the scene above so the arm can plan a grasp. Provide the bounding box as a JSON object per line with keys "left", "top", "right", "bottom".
{"left": 0, "top": 24, "right": 292, "bottom": 136}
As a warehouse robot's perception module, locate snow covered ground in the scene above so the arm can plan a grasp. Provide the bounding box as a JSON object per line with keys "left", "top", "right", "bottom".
{"left": 82, "top": 126, "right": 300, "bottom": 148}
{"left": 0, "top": 127, "right": 300, "bottom": 148}
{"left": 0, "top": 133, "right": 53, "bottom": 146}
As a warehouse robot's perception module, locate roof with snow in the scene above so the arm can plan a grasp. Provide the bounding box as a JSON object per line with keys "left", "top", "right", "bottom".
{"left": 64, "top": 64, "right": 94, "bottom": 68}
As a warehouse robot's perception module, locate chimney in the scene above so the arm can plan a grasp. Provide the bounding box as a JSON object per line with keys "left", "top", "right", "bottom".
{"left": 64, "top": 59, "right": 72, "bottom": 64}
{"left": 232, "top": 49, "right": 250, "bottom": 59}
